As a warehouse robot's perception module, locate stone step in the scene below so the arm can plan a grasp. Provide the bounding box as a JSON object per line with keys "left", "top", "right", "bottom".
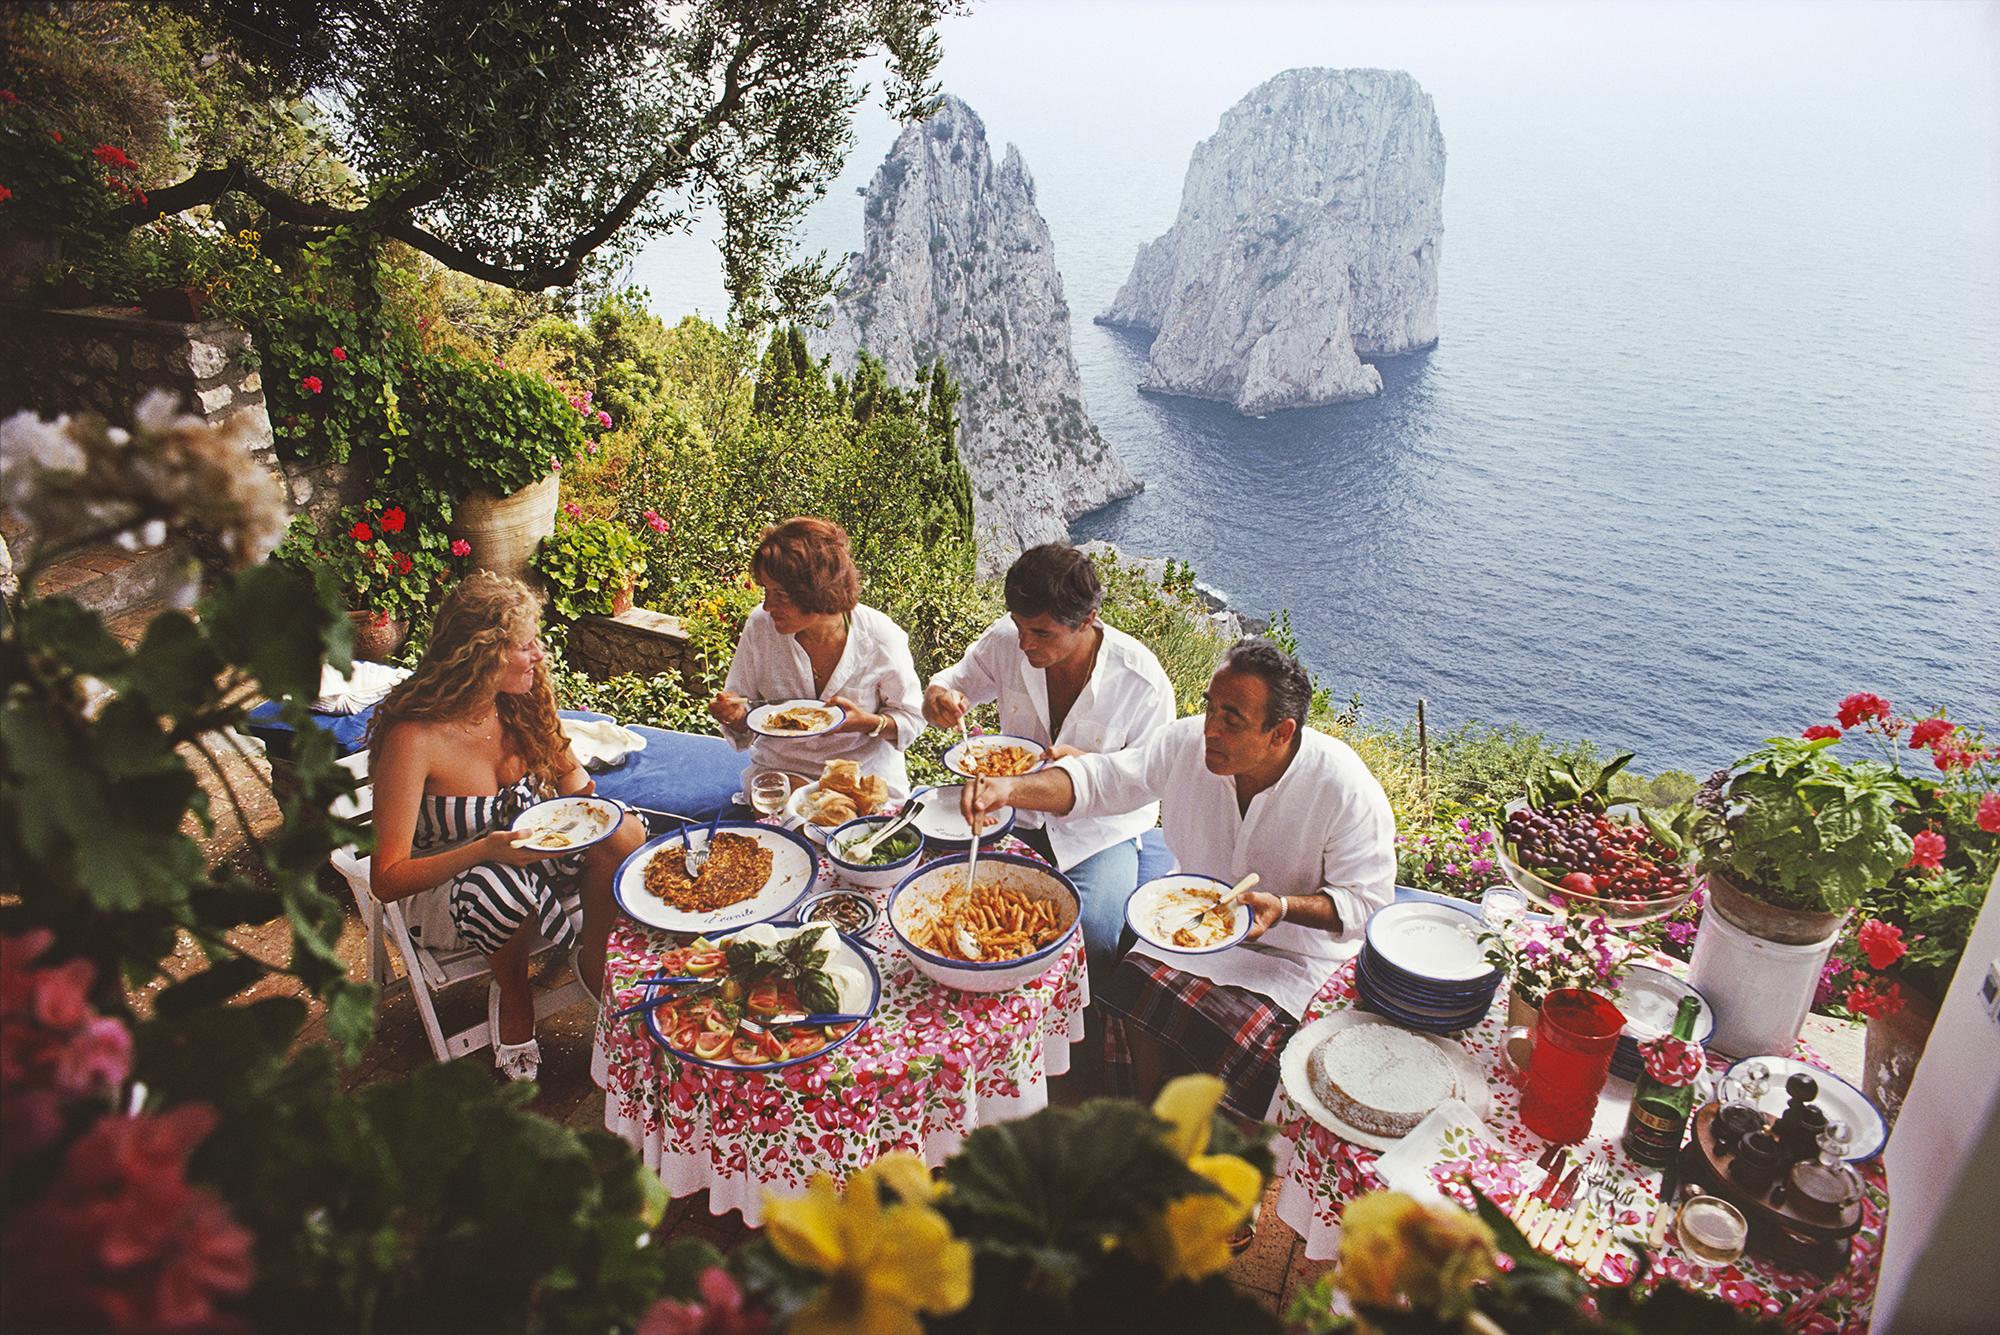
{"left": 28, "top": 540, "right": 186, "bottom": 631}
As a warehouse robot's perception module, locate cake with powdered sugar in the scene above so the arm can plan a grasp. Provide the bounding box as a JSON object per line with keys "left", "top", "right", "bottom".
{"left": 1307, "top": 1023, "right": 1457, "bottom": 1137}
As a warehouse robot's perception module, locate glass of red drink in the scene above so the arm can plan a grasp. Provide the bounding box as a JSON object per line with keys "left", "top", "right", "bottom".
{"left": 1503, "top": 987, "right": 1627, "bottom": 1144}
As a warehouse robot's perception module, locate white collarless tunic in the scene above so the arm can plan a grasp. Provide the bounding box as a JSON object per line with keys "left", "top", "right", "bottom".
{"left": 930, "top": 616, "right": 1175, "bottom": 869}
{"left": 1057, "top": 717, "right": 1397, "bottom": 1018}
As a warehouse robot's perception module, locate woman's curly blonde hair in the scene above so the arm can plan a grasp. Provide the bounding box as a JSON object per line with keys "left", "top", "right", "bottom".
{"left": 367, "top": 572, "right": 571, "bottom": 795}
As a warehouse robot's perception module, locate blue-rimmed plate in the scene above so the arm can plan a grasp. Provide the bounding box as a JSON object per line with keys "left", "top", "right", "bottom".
{"left": 1609, "top": 967, "right": 1714, "bottom": 1081}
{"left": 1364, "top": 900, "right": 1497, "bottom": 985}
{"left": 510, "top": 795, "right": 622, "bottom": 854}
{"left": 746, "top": 699, "right": 845, "bottom": 738}
{"left": 942, "top": 733, "right": 1048, "bottom": 780}
{"left": 904, "top": 784, "right": 1016, "bottom": 848}
{"left": 1126, "top": 874, "right": 1253, "bottom": 955}
{"left": 640, "top": 926, "right": 881, "bottom": 1072}
{"left": 1355, "top": 952, "right": 1500, "bottom": 1019}
{"left": 1724, "top": 1055, "right": 1886, "bottom": 1162}
{"left": 613, "top": 821, "right": 819, "bottom": 933}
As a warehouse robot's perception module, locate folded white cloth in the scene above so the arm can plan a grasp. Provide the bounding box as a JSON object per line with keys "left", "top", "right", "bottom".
{"left": 316, "top": 661, "right": 411, "bottom": 714}
{"left": 560, "top": 717, "right": 646, "bottom": 770}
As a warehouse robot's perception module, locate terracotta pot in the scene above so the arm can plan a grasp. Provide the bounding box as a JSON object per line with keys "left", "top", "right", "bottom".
{"left": 1864, "top": 986, "right": 1939, "bottom": 1134}
{"left": 609, "top": 580, "right": 636, "bottom": 616}
{"left": 1702, "top": 867, "right": 1847, "bottom": 945}
{"left": 141, "top": 284, "right": 208, "bottom": 322}
{"left": 347, "top": 610, "right": 408, "bottom": 661}
{"left": 446, "top": 473, "right": 559, "bottom": 587}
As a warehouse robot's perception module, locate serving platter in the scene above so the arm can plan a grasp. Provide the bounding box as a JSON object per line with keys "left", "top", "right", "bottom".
{"left": 941, "top": 733, "right": 1048, "bottom": 780}
{"left": 1279, "top": 1011, "right": 1490, "bottom": 1152}
{"left": 640, "top": 926, "right": 881, "bottom": 1073}
{"left": 746, "top": 699, "right": 844, "bottom": 738}
{"left": 510, "top": 795, "right": 622, "bottom": 853}
{"left": 613, "top": 821, "right": 820, "bottom": 933}
{"left": 1125, "top": 873, "right": 1253, "bottom": 955}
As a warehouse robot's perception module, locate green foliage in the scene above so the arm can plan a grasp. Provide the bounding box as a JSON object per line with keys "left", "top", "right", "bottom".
{"left": 274, "top": 497, "right": 467, "bottom": 622}
{"left": 1089, "top": 549, "right": 1228, "bottom": 715}
{"left": 535, "top": 515, "right": 647, "bottom": 619}
{"left": 390, "top": 349, "right": 586, "bottom": 505}
{"left": 1689, "top": 737, "right": 1916, "bottom": 912}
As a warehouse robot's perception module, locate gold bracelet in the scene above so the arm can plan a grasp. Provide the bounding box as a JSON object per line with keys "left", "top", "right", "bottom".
{"left": 871, "top": 714, "right": 892, "bottom": 738}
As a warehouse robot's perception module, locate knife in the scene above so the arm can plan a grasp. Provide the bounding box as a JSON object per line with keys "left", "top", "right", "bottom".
{"left": 1532, "top": 1149, "right": 1570, "bottom": 1202}
{"left": 1549, "top": 1162, "right": 1587, "bottom": 1212}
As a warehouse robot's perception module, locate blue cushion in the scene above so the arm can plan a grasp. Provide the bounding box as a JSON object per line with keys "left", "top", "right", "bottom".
{"left": 245, "top": 703, "right": 619, "bottom": 762}
{"left": 592, "top": 727, "right": 742, "bottom": 827}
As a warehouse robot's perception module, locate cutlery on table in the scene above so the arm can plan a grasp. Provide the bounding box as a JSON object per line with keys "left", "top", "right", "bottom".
{"left": 612, "top": 982, "right": 721, "bottom": 1020}
{"left": 1549, "top": 1160, "right": 1588, "bottom": 1211}
{"left": 684, "top": 808, "right": 724, "bottom": 878}
{"left": 1532, "top": 1149, "right": 1570, "bottom": 1202}
{"left": 737, "top": 1012, "right": 870, "bottom": 1033}
{"left": 1166, "top": 872, "right": 1260, "bottom": 935}
{"left": 838, "top": 798, "right": 927, "bottom": 862}
{"left": 954, "top": 777, "right": 984, "bottom": 960}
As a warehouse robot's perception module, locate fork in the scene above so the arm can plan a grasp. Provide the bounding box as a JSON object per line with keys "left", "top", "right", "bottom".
{"left": 683, "top": 809, "right": 723, "bottom": 878}
{"left": 954, "top": 777, "right": 983, "bottom": 960}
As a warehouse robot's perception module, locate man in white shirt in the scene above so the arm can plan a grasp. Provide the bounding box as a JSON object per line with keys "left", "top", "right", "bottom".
{"left": 964, "top": 639, "right": 1396, "bottom": 1119}
{"left": 924, "top": 544, "right": 1176, "bottom": 988}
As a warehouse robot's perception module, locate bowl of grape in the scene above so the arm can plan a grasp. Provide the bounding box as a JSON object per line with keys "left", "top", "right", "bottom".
{"left": 1492, "top": 755, "right": 1693, "bottom": 925}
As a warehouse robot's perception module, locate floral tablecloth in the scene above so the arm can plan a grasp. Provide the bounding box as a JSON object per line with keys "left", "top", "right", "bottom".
{"left": 591, "top": 832, "right": 1088, "bottom": 1225}
{"left": 1268, "top": 959, "right": 1888, "bottom": 1333}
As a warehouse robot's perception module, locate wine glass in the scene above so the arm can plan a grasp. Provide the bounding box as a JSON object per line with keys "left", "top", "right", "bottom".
{"left": 1677, "top": 1195, "right": 1748, "bottom": 1275}
{"left": 749, "top": 771, "right": 792, "bottom": 817}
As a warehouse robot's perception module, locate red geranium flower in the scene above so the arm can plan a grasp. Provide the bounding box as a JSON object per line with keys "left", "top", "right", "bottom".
{"left": 49, "top": 130, "right": 60, "bottom": 143}
{"left": 1934, "top": 747, "right": 1987, "bottom": 773}
{"left": 0, "top": 185, "right": 11, "bottom": 205}
{"left": 1908, "top": 716, "right": 1954, "bottom": 750}
{"left": 1979, "top": 792, "right": 2000, "bottom": 835}
{"left": 330, "top": 345, "right": 347, "bottom": 362}
{"left": 1857, "top": 919, "right": 1907, "bottom": 971}
{"left": 379, "top": 506, "right": 406, "bottom": 533}
{"left": 450, "top": 538, "right": 471, "bottom": 557}
{"left": 1801, "top": 724, "right": 1842, "bottom": 741}
{"left": 91, "top": 143, "right": 135, "bottom": 170}
{"left": 301, "top": 375, "right": 323, "bottom": 394}
{"left": 0, "top": 90, "right": 19, "bottom": 105}
{"left": 394, "top": 552, "right": 413, "bottom": 576}
{"left": 350, "top": 522, "right": 373, "bottom": 543}
{"left": 1836, "top": 692, "right": 1893, "bottom": 730}
{"left": 1907, "top": 830, "right": 1946, "bottom": 871}
{"left": 1844, "top": 981, "right": 1906, "bottom": 1019}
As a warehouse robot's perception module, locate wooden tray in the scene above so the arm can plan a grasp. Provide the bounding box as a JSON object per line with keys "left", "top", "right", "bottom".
{"left": 1681, "top": 1104, "right": 1859, "bottom": 1276}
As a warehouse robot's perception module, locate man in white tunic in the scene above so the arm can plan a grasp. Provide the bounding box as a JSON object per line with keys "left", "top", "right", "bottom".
{"left": 965, "top": 639, "right": 1395, "bottom": 1118}
{"left": 924, "top": 544, "right": 1176, "bottom": 988}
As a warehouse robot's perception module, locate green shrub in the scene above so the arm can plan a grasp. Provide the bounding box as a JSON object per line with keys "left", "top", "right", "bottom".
{"left": 535, "top": 515, "right": 646, "bottom": 620}
{"left": 390, "top": 349, "right": 586, "bottom": 507}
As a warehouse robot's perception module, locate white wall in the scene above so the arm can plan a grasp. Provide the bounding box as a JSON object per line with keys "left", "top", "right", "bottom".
{"left": 1872, "top": 868, "right": 2000, "bottom": 1334}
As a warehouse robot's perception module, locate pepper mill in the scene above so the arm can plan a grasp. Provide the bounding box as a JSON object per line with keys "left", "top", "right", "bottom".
{"left": 1771, "top": 1072, "right": 1821, "bottom": 1161}
{"left": 1715, "top": 1063, "right": 1770, "bottom": 1155}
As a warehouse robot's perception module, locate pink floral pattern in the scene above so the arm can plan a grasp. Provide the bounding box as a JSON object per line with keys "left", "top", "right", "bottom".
{"left": 592, "top": 834, "right": 1087, "bottom": 1225}
{"left": 1268, "top": 955, "right": 1887, "bottom": 1332}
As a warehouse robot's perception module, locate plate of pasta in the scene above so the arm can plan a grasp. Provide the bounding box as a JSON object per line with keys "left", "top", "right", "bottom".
{"left": 941, "top": 733, "right": 1047, "bottom": 780}
{"left": 887, "top": 853, "right": 1080, "bottom": 993}
{"left": 613, "top": 821, "right": 820, "bottom": 933}
{"left": 746, "top": 699, "right": 844, "bottom": 738}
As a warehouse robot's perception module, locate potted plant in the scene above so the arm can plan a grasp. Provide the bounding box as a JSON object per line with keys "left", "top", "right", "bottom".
{"left": 139, "top": 216, "right": 227, "bottom": 321}
{"left": 275, "top": 499, "right": 470, "bottom": 658}
{"left": 1682, "top": 720, "right": 1918, "bottom": 1056}
{"left": 1480, "top": 913, "right": 1640, "bottom": 1026}
{"left": 394, "top": 351, "right": 586, "bottom": 585}
{"left": 533, "top": 513, "right": 647, "bottom": 619}
{"left": 1806, "top": 697, "right": 1999, "bottom": 1124}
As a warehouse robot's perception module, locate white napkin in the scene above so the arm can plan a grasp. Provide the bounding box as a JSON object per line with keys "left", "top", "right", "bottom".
{"left": 315, "top": 661, "right": 410, "bottom": 714}
{"left": 560, "top": 717, "right": 645, "bottom": 770}
{"left": 1372, "top": 1100, "right": 1547, "bottom": 1207}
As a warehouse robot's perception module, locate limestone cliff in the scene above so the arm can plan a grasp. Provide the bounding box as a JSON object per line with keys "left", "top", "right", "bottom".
{"left": 1099, "top": 69, "right": 1445, "bottom": 415}
{"left": 816, "top": 97, "right": 1137, "bottom": 570}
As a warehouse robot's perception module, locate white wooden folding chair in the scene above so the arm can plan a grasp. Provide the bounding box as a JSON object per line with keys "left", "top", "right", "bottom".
{"left": 328, "top": 752, "right": 588, "bottom": 1063}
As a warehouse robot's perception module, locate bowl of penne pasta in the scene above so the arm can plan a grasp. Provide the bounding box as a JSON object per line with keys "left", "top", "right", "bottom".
{"left": 886, "top": 853, "right": 1081, "bottom": 994}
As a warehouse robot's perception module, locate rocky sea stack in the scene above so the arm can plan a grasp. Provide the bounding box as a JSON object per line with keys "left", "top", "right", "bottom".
{"left": 817, "top": 97, "right": 1137, "bottom": 571}
{"left": 1099, "top": 68, "right": 1445, "bottom": 415}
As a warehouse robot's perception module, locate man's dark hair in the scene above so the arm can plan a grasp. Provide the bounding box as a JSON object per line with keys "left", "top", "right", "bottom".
{"left": 1003, "top": 544, "right": 1103, "bottom": 627}
{"left": 1220, "top": 638, "right": 1313, "bottom": 730}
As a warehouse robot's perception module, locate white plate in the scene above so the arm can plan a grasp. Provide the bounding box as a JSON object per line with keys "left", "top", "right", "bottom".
{"left": 746, "top": 699, "right": 844, "bottom": 738}
{"left": 942, "top": 733, "right": 1048, "bottom": 780}
{"left": 784, "top": 779, "right": 889, "bottom": 842}
{"left": 612, "top": 822, "right": 821, "bottom": 933}
{"left": 1126, "top": 874, "right": 1253, "bottom": 955}
{"left": 509, "top": 795, "right": 622, "bottom": 853}
{"left": 1363, "top": 900, "right": 1493, "bottom": 983}
{"left": 1724, "top": 1055, "right": 1886, "bottom": 1162}
{"left": 905, "top": 785, "right": 1016, "bottom": 845}
{"left": 1278, "top": 1011, "right": 1490, "bottom": 1152}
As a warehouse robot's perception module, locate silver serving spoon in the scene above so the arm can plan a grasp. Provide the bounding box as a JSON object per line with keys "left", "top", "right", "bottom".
{"left": 837, "top": 799, "right": 927, "bottom": 863}
{"left": 954, "top": 777, "right": 983, "bottom": 960}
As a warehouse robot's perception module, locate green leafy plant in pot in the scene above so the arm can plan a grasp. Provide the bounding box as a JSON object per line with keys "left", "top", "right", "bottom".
{"left": 1681, "top": 732, "right": 1917, "bottom": 1056}
{"left": 534, "top": 513, "right": 646, "bottom": 620}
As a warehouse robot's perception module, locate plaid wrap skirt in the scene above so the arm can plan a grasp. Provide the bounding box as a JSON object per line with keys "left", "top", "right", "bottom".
{"left": 1100, "top": 954, "right": 1296, "bottom": 1121}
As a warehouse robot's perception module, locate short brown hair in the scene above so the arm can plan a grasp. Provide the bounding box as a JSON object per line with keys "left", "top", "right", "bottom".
{"left": 752, "top": 517, "right": 860, "bottom": 614}
{"left": 1004, "top": 544, "right": 1102, "bottom": 627}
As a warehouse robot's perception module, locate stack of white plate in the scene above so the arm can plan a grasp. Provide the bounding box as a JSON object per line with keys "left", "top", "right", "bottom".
{"left": 1355, "top": 900, "right": 1502, "bottom": 1033}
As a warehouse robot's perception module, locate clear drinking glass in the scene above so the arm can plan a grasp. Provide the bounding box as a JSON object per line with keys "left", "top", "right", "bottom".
{"left": 1480, "top": 886, "right": 1527, "bottom": 927}
{"left": 1677, "top": 1195, "right": 1748, "bottom": 1270}
{"left": 749, "top": 771, "right": 792, "bottom": 817}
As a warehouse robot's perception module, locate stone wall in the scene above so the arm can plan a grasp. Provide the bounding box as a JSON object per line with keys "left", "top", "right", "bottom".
{"left": 565, "top": 607, "right": 695, "bottom": 686}
{"left": 0, "top": 304, "right": 355, "bottom": 527}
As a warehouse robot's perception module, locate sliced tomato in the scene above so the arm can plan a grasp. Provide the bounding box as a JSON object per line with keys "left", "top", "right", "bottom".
{"left": 730, "top": 1033, "right": 766, "bottom": 1065}
{"left": 656, "top": 948, "right": 689, "bottom": 975}
{"left": 828, "top": 1022, "right": 859, "bottom": 1040}
{"left": 669, "top": 1020, "right": 702, "bottom": 1051}
{"left": 691, "top": 1029, "right": 732, "bottom": 1061}
{"left": 746, "top": 982, "right": 782, "bottom": 1017}
{"left": 783, "top": 1029, "right": 826, "bottom": 1058}
{"left": 702, "top": 1008, "right": 734, "bottom": 1034}
{"left": 760, "top": 1028, "right": 787, "bottom": 1061}
{"left": 684, "top": 949, "right": 727, "bottom": 975}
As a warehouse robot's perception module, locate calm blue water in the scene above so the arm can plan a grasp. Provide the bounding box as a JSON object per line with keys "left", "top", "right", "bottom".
{"left": 631, "top": 1, "right": 2000, "bottom": 772}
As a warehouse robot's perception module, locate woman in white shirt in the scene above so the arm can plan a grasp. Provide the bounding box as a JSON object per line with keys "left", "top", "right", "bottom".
{"left": 924, "top": 544, "right": 1176, "bottom": 988}
{"left": 709, "top": 517, "right": 925, "bottom": 797}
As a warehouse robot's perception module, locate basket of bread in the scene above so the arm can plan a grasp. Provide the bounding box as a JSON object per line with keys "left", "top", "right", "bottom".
{"left": 785, "top": 759, "right": 889, "bottom": 842}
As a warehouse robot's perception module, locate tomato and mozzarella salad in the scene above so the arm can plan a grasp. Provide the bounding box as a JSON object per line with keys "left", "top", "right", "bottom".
{"left": 640, "top": 924, "right": 872, "bottom": 1067}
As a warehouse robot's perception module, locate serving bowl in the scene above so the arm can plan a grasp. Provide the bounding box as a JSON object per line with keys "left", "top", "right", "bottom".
{"left": 905, "top": 784, "right": 1016, "bottom": 850}
{"left": 1491, "top": 800, "right": 1694, "bottom": 926}
{"left": 791, "top": 889, "right": 881, "bottom": 935}
{"left": 887, "top": 853, "right": 1080, "bottom": 994}
{"left": 641, "top": 926, "right": 880, "bottom": 1073}
{"left": 826, "top": 814, "right": 925, "bottom": 890}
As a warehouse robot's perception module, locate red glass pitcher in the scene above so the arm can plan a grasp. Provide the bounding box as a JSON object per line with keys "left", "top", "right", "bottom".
{"left": 1504, "top": 987, "right": 1627, "bottom": 1144}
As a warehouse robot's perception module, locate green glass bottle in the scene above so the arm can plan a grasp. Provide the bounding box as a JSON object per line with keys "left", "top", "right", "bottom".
{"left": 1622, "top": 994, "right": 1704, "bottom": 1167}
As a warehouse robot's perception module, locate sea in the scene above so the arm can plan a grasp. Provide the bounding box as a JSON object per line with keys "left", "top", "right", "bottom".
{"left": 630, "top": 0, "right": 2000, "bottom": 774}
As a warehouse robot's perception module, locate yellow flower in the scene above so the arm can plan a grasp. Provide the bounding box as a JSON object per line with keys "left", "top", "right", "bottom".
{"left": 764, "top": 1151, "right": 971, "bottom": 1335}
{"left": 1125, "top": 1075, "right": 1265, "bottom": 1282}
{"left": 1335, "top": 1191, "right": 1495, "bottom": 1320}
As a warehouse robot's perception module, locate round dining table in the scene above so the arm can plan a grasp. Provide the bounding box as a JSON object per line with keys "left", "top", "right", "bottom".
{"left": 1267, "top": 955, "right": 1888, "bottom": 1333}
{"left": 590, "top": 823, "right": 1088, "bottom": 1225}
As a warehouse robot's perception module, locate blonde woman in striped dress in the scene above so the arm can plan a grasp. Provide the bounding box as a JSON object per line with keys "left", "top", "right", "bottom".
{"left": 367, "top": 573, "right": 644, "bottom": 1081}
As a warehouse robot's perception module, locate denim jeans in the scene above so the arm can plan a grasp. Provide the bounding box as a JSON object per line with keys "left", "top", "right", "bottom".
{"left": 1021, "top": 829, "right": 1141, "bottom": 994}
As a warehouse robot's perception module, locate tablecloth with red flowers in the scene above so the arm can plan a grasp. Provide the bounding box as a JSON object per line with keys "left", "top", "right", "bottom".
{"left": 1268, "top": 958, "right": 1888, "bottom": 1333}
{"left": 591, "top": 833, "right": 1087, "bottom": 1225}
